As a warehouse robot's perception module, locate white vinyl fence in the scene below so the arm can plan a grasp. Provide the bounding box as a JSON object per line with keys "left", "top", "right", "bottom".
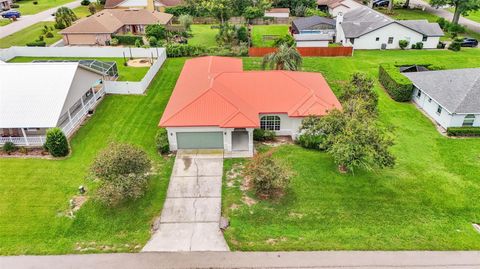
{"left": 0, "top": 46, "right": 167, "bottom": 94}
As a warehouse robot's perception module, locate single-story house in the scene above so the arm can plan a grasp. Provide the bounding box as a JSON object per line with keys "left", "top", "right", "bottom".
{"left": 291, "top": 16, "right": 336, "bottom": 47}
{"left": 159, "top": 56, "right": 342, "bottom": 156}
{"left": 404, "top": 68, "right": 480, "bottom": 129}
{"left": 0, "top": 0, "right": 12, "bottom": 10}
{"left": 60, "top": 9, "right": 173, "bottom": 46}
{"left": 317, "top": 0, "right": 363, "bottom": 17}
{"left": 335, "top": 6, "right": 444, "bottom": 49}
{"left": 0, "top": 62, "right": 105, "bottom": 146}
{"left": 104, "top": 0, "right": 182, "bottom": 11}
{"left": 265, "top": 8, "right": 290, "bottom": 18}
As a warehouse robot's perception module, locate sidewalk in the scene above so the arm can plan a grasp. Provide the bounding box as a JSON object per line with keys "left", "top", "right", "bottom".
{"left": 1, "top": 251, "right": 479, "bottom": 269}
{"left": 410, "top": 0, "right": 480, "bottom": 33}
{"left": 141, "top": 149, "right": 229, "bottom": 252}
{"left": 0, "top": 0, "right": 81, "bottom": 39}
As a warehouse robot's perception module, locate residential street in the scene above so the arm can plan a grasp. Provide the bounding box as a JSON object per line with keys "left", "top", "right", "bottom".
{"left": 1, "top": 251, "right": 479, "bottom": 269}
{"left": 410, "top": 0, "right": 480, "bottom": 33}
{"left": 0, "top": 0, "right": 81, "bottom": 39}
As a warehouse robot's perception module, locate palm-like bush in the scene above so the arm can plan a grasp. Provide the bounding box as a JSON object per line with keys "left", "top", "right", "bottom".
{"left": 54, "top": 7, "right": 77, "bottom": 29}
{"left": 262, "top": 44, "right": 302, "bottom": 71}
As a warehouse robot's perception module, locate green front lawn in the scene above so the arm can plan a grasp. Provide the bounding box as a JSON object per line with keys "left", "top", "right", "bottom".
{"left": 223, "top": 49, "right": 480, "bottom": 251}
{"left": 251, "top": 25, "right": 289, "bottom": 47}
{"left": 188, "top": 24, "right": 219, "bottom": 47}
{"left": 0, "top": 58, "right": 186, "bottom": 255}
{"left": 9, "top": 57, "right": 149, "bottom": 81}
{"left": 16, "top": 0, "right": 75, "bottom": 15}
{"left": 0, "top": 22, "right": 61, "bottom": 48}
{"left": 0, "top": 18, "right": 11, "bottom": 26}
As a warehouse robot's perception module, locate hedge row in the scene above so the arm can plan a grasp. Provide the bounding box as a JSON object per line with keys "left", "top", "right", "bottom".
{"left": 447, "top": 127, "right": 480, "bottom": 137}
{"left": 166, "top": 44, "right": 248, "bottom": 57}
{"left": 26, "top": 41, "right": 46, "bottom": 47}
{"left": 111, "top": 35, "right": 143, "bottom": 45}
{"left": 378, "top": 63, "right": 414, "bottom": 102}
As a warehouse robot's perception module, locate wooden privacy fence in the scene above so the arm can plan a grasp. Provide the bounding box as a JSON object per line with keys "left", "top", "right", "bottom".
{"left": 249, "top": 46, "right": 354, "bottom": 57}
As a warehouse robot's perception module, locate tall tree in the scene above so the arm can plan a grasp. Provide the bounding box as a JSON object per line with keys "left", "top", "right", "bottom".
{"left": 403, "top": 0, "right": 410, "bottom": 8}
{"left": 262, "top": 43, "right": 302, "bottom": 70}
{"left": 430, "top": 0, "right": 480, "bottom": 24}
{"left": 54, "top": 7, "right": 77, "bottom": 29}
{"left": 387, "top": 0, "right": 394, "bottom": 13}
{"left": 200, "top": 0, "right": 234, "bottom": 23}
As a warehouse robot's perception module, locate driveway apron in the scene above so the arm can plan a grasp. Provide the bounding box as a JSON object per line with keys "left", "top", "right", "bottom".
{"left": 142, "top": 149, "right": 229, "bottom": 252}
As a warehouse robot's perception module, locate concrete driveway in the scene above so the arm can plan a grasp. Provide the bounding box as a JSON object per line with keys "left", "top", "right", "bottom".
{"left": 142, "top": 150, "right": 229, "bottom": 252}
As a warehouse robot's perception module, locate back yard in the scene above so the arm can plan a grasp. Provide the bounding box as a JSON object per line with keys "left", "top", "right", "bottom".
{"left": 188, "top": 24, "right": 219, "bottom": 47}
{"left": 251, "top": 24, "right": 289, "bottom": 47}
{"left": 9, "top": 57, "right": 150, "bottom": 81}
{"left": 223, "top": 49, "right": 480, "bottom": 251}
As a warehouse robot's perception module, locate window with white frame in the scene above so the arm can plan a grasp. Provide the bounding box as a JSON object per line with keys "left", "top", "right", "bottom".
{"left": 388, "top": 37, "right": 394, "bottom": 44}
{"left": 260, "top": 115, "right": 281, "bottom": 131}
{"left": 462, "top": 114, "right": 476, "bottom": 126}
{"left": 437, "top": 105, "right": 442, "bottom": 115}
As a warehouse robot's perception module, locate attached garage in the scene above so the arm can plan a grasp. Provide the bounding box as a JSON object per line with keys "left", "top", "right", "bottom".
{"left": 176, "top": 132, "right": 223, "bottom": 149}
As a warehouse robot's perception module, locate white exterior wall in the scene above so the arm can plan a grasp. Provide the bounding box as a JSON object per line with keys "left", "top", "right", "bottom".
{"left": 339, "top": 23, "right": 440, "bottom": 49}
{"left": 264, "top": 12, "right": 289, "bottom": 18}
{"left": 61, "top": 68, "right": 102, "bottom": 116}
{"left": 260, "top": 114, "right": 303, "bottom": 139}
{"left": 296, "top": 40, "right": 329, "bottom": 47}
{"left": 450, "top": 114, "right": 480, "bottom": 127}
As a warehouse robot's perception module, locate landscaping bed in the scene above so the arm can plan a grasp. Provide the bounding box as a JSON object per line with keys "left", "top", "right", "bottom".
{"left": 222, "top": 50, "right": 480, "bottom": 251}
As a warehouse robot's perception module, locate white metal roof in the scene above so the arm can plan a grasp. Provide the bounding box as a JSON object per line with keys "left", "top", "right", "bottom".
{"left": 0, "top": 63, "right": 80, "bottom": 128}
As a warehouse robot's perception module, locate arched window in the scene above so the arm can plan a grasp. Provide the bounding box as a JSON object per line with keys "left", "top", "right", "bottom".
{"left": 260, "top": 115, "right": 280, "bottom": 131}
{"left": 462, "top": 114, "right": 476, "bottom": 127}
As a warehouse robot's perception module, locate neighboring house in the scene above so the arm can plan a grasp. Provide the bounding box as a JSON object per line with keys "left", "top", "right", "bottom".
{"left": 159, "top": 56, "right": 342, "bottom": 156}
{"left": 317, "top": 0, "right": 363, "bottom": 17}
{"left": 335, "top": 6, "right": 444, "bottom": 49}
{"left": 104, "top": 0, "right": 182, "bottom": 11}
{"left": 291, "top": 16, "right": 336, "bottom": 47}
{"left": 264, "top": 8, "right": 290, "bottom": 18}
{"left": 0, "top": 0, "right": 12, "bottom": 10}
{"left": 404, "top": 68, "right": 480, "bottom": 129}
{"left": 0, "top": 62, "right": 105, "bottom": 146}
{"left": 60, "top": 9, "right": 173, "bottom": 46}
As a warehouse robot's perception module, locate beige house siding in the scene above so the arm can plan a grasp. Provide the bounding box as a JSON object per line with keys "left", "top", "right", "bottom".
{"left": 63, "top": 33, "right": 112, "bottom": 45}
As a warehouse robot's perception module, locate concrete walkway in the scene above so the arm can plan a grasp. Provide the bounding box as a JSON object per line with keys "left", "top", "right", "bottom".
{"left": 1, "top": 251, "right": 479, "bottom": 269}
{"left": 142, "top": 149, "right": 229, "bottom": 252}
{"left": 410, "top": 0, "right": 480, "bottom": 33}
{"left": 0, "top": 0, "right": 81, "bottom": 39}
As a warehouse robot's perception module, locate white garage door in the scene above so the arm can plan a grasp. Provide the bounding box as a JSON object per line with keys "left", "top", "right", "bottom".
{"left": 176, "top": 132, "right": 223, "bottom": 149}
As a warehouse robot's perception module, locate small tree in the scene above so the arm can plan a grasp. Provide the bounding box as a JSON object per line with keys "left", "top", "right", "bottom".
{"left": 273, "top": 34, "right": 295, "bottom": 47}
{"left": 54, "top": 7, "right": 77, "bottom": 29}
{"left": 2, "top": 141, "right": 17, "bottom": 155}
{"left": 262, "top": 43, "right": 302, "bottom": 71}
{"left": 340, "top": 72, "right": 378, "bottom": 114}
{"left": 90, "top": 143, "right": 151, "bottom": 207}
{"left": 88, "top": 2, "right": 96, "bottom": 15}
{"left": 44, "top": 128, "right": 69, "bottom": 157}
{"left": 448, "top": 38, "right": 462, "bottom": 51}
{"left": 155, "top": 128, "right": 170, "bottom": 154}
{"left": 245, "top": 150, "right": 291, "bottom": 199}
{"left": 179, "top": 14, "right": 193, "bottom": 31}
{"left": 145, "top": 24, "right": 166, "bottom": 40}
{"left": 243, "top": 6, "right": 264, "bottom": 24}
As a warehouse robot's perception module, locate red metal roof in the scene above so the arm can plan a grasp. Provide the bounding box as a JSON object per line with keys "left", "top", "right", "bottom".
{"left": 159, "top": 56, "right": 341, "bottom": 128}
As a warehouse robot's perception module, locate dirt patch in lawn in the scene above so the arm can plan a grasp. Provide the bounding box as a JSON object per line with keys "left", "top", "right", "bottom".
{"left": 258, "top": 136, "right": 294, "bottom": 147}
{"left": 127, "top": 58, "right": 153, "bottom": 67}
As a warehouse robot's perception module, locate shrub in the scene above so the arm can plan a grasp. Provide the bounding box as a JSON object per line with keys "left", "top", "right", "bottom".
{"left": 378, "top": 63, "right": 414, "bottom": 102}
{"left": 88, "top": 2, "right": 96, "bottom": 14}
{"left": 412, "top": 42, "right": 423, "bottom": 50}
{"left": 437, "top": 17, "right": 447, "bottom": 29}
{"left": 305, "top": 8, "right": 328, "bottom": 17}
{"left": 179, "top": 14, "right": 193, "bottom": 31}
{"left": 297, "top": 133, "right": 325, "bottom": 149}
{"left": 398, "top": 39, "right": 409, "bottom": 50}
{"left": 81, "top": 0, "right": 90, "bottom": 5}
{"left": 294, "top": 5, "right": 307, "bottom": 16}
{"left": 253, "top": 128, "right": 275, "bottom": 141}
{"left": 273, "top": 34, "right": 295, "bottom": 48}
{"left": 45, "top": 31, "right": 54, "bottom": 38}
{"left": 148, "top": 36, "right": 157, "bottom": 46}
{"left": 155, "top": 128, "right": 170, "bottom": 154}
{"left": 448, "top": 23, "right": 465, "bottom": 34}
{"left": 38, "top": 35, "right": 44, "bottom": 41}
{"left": 91, "top": 143, "right": 152, "bottom": 207}
{"left": 26, "top": 41, "right": 46, "bottom": 47}
{"left": 44, "top": 128, "right": 69, "bottom": 157}
{"left": 2, "top": 141, "right": 17, "bottom": 155}
{"left": 166, "top": 43, "right": 208, "bottom": 57}
{"left": 236, "top": 26, "right": 248, "bottom": 43}
{"left": 145, "top": 24, "right": 166, "bottom": 40}
{"left": 111, "top": 34, "right": 143, "bottom": 45}
{"left": 134, "top": 39, "right": 142, "bottom": 47}
{"left": 33, "top": 1, "right": 38, "bottom": 4}
{"left": 110, "top": 37, "right": 119, "bottom": 46}
{"left": 447, "top": 127, "right": 480, "bottom": 137}
{"left": 245, "top": 150, "right": 291, "bottom": 199}
{"left": 448, "top": 39, "right": 462, "bottom": 51}
{"left": 164, "top": 5, "right": 199, "bottom": 17}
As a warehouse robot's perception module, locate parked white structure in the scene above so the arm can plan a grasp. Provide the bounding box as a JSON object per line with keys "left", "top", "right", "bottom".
{"left": 335, "top": 6, "right": 444, "bottom": 49}
{"left": 0, "top": 62, "right": 105, "bottom": 146}
{"left": 291, "top": 16, "right": 336, "bottom": 47}
{"left": 317, "top": 0, "right": 363, "bottom": 17}
{"left": 404, "top": 68, "right": 480, "bottom": 129}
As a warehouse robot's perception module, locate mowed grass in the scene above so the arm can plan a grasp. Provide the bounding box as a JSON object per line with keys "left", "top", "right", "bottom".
{"left": 0, "top": 18, "right": 11, "bottom": 26}
{"left": 251, "top": 25, "right": 289, "bottom": 47}
{"left": 0, "top": 58, "right": 186, "bottom": 255}
{"left": 9, "top": 57, "right": 149, "bottom": 81}
{"left": 222, "top": 49, "right": 480, "bottom": 251}
{"left": 0, "top": 21, "right": 61, "bottom": 48}
{"left": 16, "top": 0, "right": 74, "bottom": 15}
{"left": 188, "top": 24, "right": 219, "bottom": 47}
